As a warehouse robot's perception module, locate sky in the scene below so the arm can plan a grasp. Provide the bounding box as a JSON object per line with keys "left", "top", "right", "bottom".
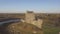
{"left": 0, "top": 0, "right": 60, "bottom": 13}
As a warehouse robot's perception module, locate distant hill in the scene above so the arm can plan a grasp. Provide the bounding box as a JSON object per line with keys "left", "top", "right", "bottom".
{"left": 0, "top": 13, "right": 25, "bottom": 19}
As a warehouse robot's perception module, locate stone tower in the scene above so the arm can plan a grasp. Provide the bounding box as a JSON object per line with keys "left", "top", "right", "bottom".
{"left": 25, "top": 11, "right": 43, "bottom": 28}
{"left": 25, "top": 11, "right": 35, "bottom": 23}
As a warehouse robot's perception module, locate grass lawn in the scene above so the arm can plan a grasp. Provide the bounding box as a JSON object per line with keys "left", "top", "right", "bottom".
{"left": 43, "top": 26, "right": 60, "bottom": 34}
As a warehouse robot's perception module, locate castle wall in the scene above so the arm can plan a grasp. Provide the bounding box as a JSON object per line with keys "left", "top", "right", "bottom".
{"left": 32, "top": 19, "right": 43, "bottom": 28}
{"left": 25, "top": 11, "right": 43, "bottom": 29}
{"left": 36, "top": 19, "right": 43, "bottom": 28}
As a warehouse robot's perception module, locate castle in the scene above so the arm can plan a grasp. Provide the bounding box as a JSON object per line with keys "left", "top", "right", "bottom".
{"left": 24, "top": 11, "right": 43, "bottom": 28}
